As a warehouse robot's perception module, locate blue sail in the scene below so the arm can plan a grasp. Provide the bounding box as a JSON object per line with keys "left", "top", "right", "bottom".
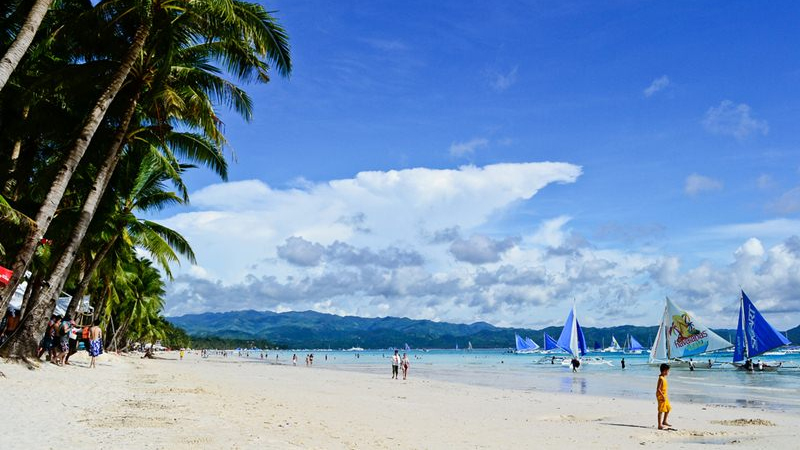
{"left": 628, "top": 335, "right": 643, "bottom": 351}
{"left": 575, "top": 318, "right": 587, "bottom": 356}
{"left": 524, "top": 337, "right": 540, "bottom": 350}
{"left": 734, "top": 291, "right": 791, "bottom": 362}
{"left": 557, "top": 306, "right": 587, "bottom": 357}
{"left": 544, "top": 333, "right": 560, "bottom": 351}
{"left": 515, "top": 333, "right": 527, "bottom": 351}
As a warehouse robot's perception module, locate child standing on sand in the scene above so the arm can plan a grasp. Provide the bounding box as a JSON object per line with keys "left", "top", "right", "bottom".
{"left": 656, "top": 363, "right": 672, "bottom": 430}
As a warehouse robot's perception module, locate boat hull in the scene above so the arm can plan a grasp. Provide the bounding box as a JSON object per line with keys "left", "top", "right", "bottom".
{"left": 734, "top": 362, "right": 782, "bottom": 372}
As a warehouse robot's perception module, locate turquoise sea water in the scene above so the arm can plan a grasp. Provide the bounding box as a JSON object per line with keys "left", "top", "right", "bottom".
{"left": 235, "top": 349, "right": 800, "bottom": 412}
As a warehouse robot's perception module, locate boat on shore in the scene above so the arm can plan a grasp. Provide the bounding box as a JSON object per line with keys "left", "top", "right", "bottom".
{"left": 733, "top": 290, "right": 791, "bottom": 372}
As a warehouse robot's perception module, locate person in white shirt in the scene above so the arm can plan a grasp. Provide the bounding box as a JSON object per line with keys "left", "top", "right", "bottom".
{"left": 391, "top": 350, "right": 400, "bottom": 379}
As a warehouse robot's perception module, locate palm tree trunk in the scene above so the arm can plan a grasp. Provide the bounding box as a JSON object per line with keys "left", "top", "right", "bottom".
{"left": 66, "top": 235, "right": 118, "bottom": 317}
{"left": 0, "top": 0, "right": 55, "bottom": 92}
{"left": 0, "top": 19, "right": 151, "bottom": 316}
{"left": 1, "top": 95, "right": 140, "bottom": 359}
{"left": 2, "top": 105, "right": 30, "bottom": 196}
{"left": 18, "top": 270, "right": 40, "bottom": 315}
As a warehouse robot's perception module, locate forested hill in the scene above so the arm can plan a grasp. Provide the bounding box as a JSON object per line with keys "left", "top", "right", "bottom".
{"left": 169, "top": 310, "right": 800, "bottom": 350}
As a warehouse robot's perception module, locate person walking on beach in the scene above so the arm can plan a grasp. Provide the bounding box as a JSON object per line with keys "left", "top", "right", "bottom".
{"left": 401, "top": 353, "right": 410, "bottom": 380}
{"left": 88, "top": 319, "right": 103, "bottom": 369}
{"left": 656, "top": 363, "right": 672, "bottom": 430}
{"left": 570, "top": 357, "right": 580, "bottom": 372}
{"left": 391, "top": 350, "right": 400, "bottom": 379}
{"left": 292, "top": 353, "right": 297, "bottom": 366}
{"left": 621, "top": 357, "right": 626, "bottom": 369}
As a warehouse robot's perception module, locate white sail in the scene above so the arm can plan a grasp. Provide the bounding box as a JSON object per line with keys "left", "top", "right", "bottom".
{"left": 665, "top": 297, "right": 732, "bottom": 358}
{"left": 611, "top": 336, "right": 621, "bottom": 350}
{"left": 649, "top": 306, "right": 668, "bottom": 363}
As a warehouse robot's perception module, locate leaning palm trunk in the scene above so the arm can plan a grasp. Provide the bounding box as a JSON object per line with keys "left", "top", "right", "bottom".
{"left": 3, "top": 105, "right": 30, "bottom": 195}
{"left": 0, "top": 20, "right": 150, "bottom": 315}
{"left": 1, "top": 97, "right": 139, "bottom": 359}
{"left": 0, "top": 0, "right": 55, "bottom": 92}
{"left": 66, "top": 234, "right": 118, "bottom": 317}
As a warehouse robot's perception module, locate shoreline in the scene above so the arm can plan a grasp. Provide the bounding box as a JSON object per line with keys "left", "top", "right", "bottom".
{"left": 2, "top": 351, "right": 798, "bottom": 449}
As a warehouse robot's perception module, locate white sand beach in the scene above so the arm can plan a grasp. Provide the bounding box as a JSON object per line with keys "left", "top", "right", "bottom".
{"left": 2, "top": 352, "right": 798, "bottom": 449}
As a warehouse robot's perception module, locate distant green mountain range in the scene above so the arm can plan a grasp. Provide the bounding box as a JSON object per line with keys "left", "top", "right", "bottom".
{"left": 167, "top": 309, "right": 800, "bottom": 350}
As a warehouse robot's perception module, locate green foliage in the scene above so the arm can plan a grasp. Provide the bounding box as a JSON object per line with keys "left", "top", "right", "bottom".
{"left": 159, "top": 319, "right": 191, "bottom": 349}
{"left": 0, "top": 0, "right": 291, "bottom": 355}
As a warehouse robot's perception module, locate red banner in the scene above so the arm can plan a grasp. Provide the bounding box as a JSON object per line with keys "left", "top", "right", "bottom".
{"left": 0, "top": 265, "right": 12, "bottom": 286}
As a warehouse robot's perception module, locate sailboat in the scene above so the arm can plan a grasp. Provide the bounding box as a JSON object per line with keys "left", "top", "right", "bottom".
{"left": 733, "top": 290, "right": 791, "bottom": 371}
{"left": 514, "top": 334, "right": 540, "bottom": 353}
{"left": 624, "top": 334, "right": 644, "bottom": 354}
{"left": 555, "top": 305, "right": 611, "bottom": 367}
{"left": 541, "top": 332, "right": 561, "bottom": 354}
{"left": 467, "top": 341, "right": 473, "bottom": 351}
{"left": 556, "top": 305, "right": 587, "bottom": 358}
{"left": 649, "top": 297, "right": 732, "bottom": 367}
{"left": 602, "top": 335, "right": 622, "bottom": 352}
{"left": 404, "top": 343, "right": 411, "bottom": 351}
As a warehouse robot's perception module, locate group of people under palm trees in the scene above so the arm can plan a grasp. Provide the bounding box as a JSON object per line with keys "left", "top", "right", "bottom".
{"left": 35, "top": 314, "right": 103, "bottom": 368}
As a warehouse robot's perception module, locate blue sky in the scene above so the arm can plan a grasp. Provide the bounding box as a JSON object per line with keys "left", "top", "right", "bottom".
{"left": 157, "top": 1, "right": 800, "bottom": 330}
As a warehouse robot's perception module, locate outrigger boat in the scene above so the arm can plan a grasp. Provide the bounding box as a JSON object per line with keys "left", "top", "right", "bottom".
{"left": 514, "top": 334, "right": 540, "bottom": 353}
{"left": 649, "top": 297, "right": 732, "bottom": 368}
{"left": 556, "top": 305, "right": 611, "bottom": 367}
{"left": 624, "top": 334, "right": 645, "bottom": 354}
{"left": 733, "top": 290, "right": 790, "bottom": 372}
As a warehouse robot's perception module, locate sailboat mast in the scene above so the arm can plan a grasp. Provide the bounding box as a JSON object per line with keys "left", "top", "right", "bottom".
{"left": 740, "top": 292, "right": 750, "bottom": 360}
{"left": 663, "top": 301, "right": 672, "bottom": 360}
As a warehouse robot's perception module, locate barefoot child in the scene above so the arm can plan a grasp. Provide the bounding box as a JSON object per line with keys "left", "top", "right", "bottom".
{"left": 656, "top": 363, "right": 672, "bottom": 429}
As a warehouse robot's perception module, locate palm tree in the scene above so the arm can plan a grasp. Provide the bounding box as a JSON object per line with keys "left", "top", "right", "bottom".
{"left": 0, "top": 0, "right": 55, "bottom": 92}
{"left": 0, "top": 1, "right": 153, "bottom": 313}
{"left": 104, "top": 256, "right": 166, "bottom": 351}
{"left": 1, "top": 0, "right": 291, "bottom": 359}
{"left": 66, "top": 146, "right": 195, "bottom": 316}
